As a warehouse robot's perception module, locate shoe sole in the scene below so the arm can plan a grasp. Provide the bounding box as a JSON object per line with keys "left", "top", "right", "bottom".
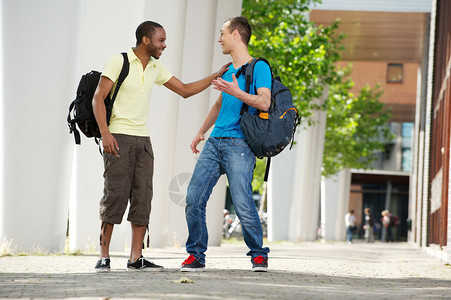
{"left": 126, "top": 267, "right": 164, "bottom": 272}
{"left": 252, "top": 267, "right": 268, "bottom": 272}
{"left": 95, "top": 268, "right": 111, "bottom": 273}
{"left": 180, "top": 267, "right": 206, "bottom": 272}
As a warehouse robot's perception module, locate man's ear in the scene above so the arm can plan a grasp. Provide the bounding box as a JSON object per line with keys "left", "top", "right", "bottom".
{"left": 232, "top": 29, "right": 239, "bottom": 39}
{"left": 142, "top": 35, "right": 150, "bottom": 46}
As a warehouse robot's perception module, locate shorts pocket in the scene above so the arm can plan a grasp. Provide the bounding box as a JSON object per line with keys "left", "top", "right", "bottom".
{"left": 104, "top": 177, "right": 126, "bottom": 205}
{"left": 103, "top": 145, "right": 130, "bottom": 179}
{"left": 106, "top": 177, "right": 126, "bottom": 191}
{"left": 143, "top": 142, "right": 155, "bottom": 179}
{"left": 146, "top": 178, "right": 153, "bottom": 209}
{"left": 144, "top": 142, "right": 154, "bottom": 158}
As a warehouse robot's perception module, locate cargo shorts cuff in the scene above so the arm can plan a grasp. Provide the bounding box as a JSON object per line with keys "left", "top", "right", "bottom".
{"left": 127, "top": 216, "right": 149, "bottom": 226}
{"left": 100, "top": 215, "right": 123, "bottom": 225}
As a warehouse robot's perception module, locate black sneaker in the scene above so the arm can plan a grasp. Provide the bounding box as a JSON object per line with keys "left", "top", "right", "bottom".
{"left": 251, "top": 255, "right": 268, "bottom": 272}
{"left": 126, "top": 255, "right": 164, "bottom": 271}
{"left": 180, "top": 254, "right": 206, "bottom": 272}
{"left": 95, "top": 257, "right": 111, "bottom": 273}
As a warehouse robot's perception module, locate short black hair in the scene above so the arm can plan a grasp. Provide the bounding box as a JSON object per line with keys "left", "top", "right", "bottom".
{"left": 225, "top": 16, "right": 252, "bottom": 45}
{"left": 136, "top": 21, "right": 163, "bottom": 46}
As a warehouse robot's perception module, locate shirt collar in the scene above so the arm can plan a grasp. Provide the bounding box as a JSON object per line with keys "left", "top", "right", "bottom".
{"left": 128, "top": 48, "right": 157, "bottom": 68}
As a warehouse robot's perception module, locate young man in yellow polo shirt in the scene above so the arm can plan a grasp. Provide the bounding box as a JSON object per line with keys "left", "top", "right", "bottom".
{"left": 92, "top": 21, "right": 230, "bottom": 272}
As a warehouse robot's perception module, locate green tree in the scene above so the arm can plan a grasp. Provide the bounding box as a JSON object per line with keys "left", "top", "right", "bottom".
{"left": 243, "top": 0, "right": 342, "bottom": 122}
{"left": 323, "top": 66, "right": 392, "bottom": 177}
{"left": 242, "top": 0, "right": 392, "bottom": 187}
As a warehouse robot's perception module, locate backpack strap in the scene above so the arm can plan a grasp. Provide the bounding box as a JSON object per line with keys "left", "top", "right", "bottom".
{"left": 264, "top": 157, "right": 271, "bottom": 182}
{"left": 98, "top": 52, "right": 129, "bottom": 155}
{"left": 239, "top": 58, "right": 272, "bottom": 115}
{"left": 237, "top": 58, "right": 274, "bottom": 182}
{"left": 67, "top": 101, "right": 81, "bottom": 144}
{"left": 107, "top": 52, "right": 130, "bottom": 107}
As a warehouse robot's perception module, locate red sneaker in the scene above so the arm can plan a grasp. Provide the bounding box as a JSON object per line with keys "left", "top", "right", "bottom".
{"left": 180, "top": 254, "right": 206, "bottom": 272}
{"left": 251, "top": 255, "right": 268, "bottom": 272}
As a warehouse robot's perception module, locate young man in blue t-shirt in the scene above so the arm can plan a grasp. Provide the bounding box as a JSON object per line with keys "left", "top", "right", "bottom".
{"left": 181, "top": 16, "right": 271, "bottom": 272}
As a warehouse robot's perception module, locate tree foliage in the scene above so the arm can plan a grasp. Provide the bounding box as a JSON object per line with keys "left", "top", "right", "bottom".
{"left": 242, "top": 0, "right": 393, "bottom": 184}
{"left": 243, "top": 0, "right": 343, "bottom": 121}
{"left": 323, "top": 66, "right": 393, "bottom": 176}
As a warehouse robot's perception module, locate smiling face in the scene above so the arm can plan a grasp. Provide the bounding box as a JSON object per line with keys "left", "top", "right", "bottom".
{"left": 145, "top": 27, "right": 167, "bottom": 59}
{"left": 218, "top": 21, "right": 234, "bottom": 54}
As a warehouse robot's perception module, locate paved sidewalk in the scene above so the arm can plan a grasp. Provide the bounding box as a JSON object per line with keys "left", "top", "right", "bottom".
{"left": 0, "top": 241, "right": 450, "bottom": 299}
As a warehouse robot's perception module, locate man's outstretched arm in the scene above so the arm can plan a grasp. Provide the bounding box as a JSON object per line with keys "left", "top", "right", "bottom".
{"left": 163, "top": 62, "right": 231, "bottom": 98}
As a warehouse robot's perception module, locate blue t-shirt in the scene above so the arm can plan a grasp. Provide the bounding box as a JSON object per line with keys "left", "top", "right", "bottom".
{"left": 210, "top": 60, "right": 272, "bottom": 138}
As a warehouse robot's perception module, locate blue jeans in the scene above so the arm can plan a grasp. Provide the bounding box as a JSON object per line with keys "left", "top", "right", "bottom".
{"left": 346, "top": 226, "right": 354, "bottom": 242}
{"left": 185, "top": 137, "right": 269, "bottom": 264}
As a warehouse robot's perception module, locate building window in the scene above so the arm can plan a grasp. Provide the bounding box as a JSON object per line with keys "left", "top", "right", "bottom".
{"left": 387, "top": 63, "right": 403, "bottom": 83}
{"left": 401, "top": 122, "right": 413, "bottom": 138}
{"left": 402, "top": 148, "right": 411, "bottom": 172}
{"left": 401, "top": 123, "right": 413, "bottom": 172}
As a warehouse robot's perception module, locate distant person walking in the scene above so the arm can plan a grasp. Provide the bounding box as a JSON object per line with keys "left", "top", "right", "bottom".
{"left": 363, "top": 208, "right": 375, "bottom": 243}
{"left": 345, "top": 210, "right": 357, "bottom": 244}
{"left": 381, "top": 210, "right": 398, "bottom": 242}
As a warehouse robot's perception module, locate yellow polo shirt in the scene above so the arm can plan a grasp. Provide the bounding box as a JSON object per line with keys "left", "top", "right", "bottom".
{"left": 101, "top": 48, "right": 173, "bottom": 136}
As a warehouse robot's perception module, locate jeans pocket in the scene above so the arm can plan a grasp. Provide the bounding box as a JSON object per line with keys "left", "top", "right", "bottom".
{"left": 231, "top": 138, "right": 250, "bottom": 148}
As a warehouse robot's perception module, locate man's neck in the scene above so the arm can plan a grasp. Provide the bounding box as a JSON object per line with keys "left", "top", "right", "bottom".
{"left": 133, "top": 45, "right": 151, "bottom": 67}
{"left": 230, "top": 46, "right": 253, "bottom": 69}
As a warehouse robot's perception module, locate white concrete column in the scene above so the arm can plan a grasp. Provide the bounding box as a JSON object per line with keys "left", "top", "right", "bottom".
{"left": 421, "top": 0, "right": 437, "bottom": 248}
{"left": 167, "top": 0, "right": 219, "bottom": 247}
{"left": 143, "top": 0, "right": 188, "bottom": 248}
{"left": 409, "top": 66, "right": 421, "bottom": 245}
{"left": 167, "top": 0, "right": 243, "bottom": 247}
{"left": 320, "top": 169, "right": 350, "bottom": 241}
{"left": 267, "top": 147, "right": 296, "bottom": 241}
{"left": 334, "top": 169, "right": 350, "bottom": 240}
{"left": 320, "top": 176, "right": 338, "bottom": 241}
{"left": 410, "top": 10, "right": 430, "bottom": 247}
{"left": 0, "top": 0, "right": 79, "bottom": 250}
{"left": 288, "top": 87, "right": 328, "bottom": 241}
{"left": 268, "top": 87, "right": 328, "bottom": 242}
{"left": 410, "top": 53, "right": 428, "bottom": 246}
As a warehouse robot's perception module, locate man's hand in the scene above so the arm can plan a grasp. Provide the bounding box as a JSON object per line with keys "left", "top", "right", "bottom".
{"left": 216, "top": 62, "right": 232, "bottom": 78}
{"left": 190, "top": 133, "right": 205, "bottom": 154}
{"left": 102, "top": 132, "right": 120, "bottom": 157}
{"left": 212, "top": 73, "right": 241, "bottom": 97}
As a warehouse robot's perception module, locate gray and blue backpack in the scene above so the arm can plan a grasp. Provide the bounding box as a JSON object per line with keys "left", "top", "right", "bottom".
{"left": 237, "top": 58, "right": 301, "bottom": 181}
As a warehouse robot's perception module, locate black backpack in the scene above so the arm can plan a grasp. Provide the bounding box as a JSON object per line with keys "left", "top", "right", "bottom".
{"left": 237, "top": 58, "right": 301, "bottom": 181}
{"left": 67, "top": 52, "right": 129, "bottom": 145}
